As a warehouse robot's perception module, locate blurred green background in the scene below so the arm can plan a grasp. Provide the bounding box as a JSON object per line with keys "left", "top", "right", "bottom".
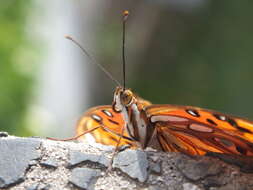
{"left": 1, "top": 1, "right": 253, "bottom": 137}
{"left": 0, "top": 1, "right": 34, "bottom": 136}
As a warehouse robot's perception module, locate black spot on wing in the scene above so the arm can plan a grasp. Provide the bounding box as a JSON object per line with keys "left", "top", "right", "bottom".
{"left": 108, "top": 119, "right": 120, "bottom": 125}
{"left": 212, "top": 114, "right": 252, "bottom": 133}
{"left": 226, "top": 118, "right": 253, "bottom": 134}
{"left": 221, "top": 116, "right": 252, "bottom": 134}
{"left": 226, "top": 117, "right": 237, "bottom": 127}
{"left": 206, "top": 118, "right": 217, "bottom": 126}
{"left": 236, "top": 145, "right": 247, "bottom": 155}
{"left": 236, "top": 126, "right": 252, "bottom": 134}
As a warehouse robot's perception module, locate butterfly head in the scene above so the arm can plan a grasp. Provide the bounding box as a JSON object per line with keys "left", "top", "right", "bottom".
{"left": 112, "top": 86, "right": 153, "bottom": 149}
{"left": 112, "top": 86, "right": 137, "bottom": 112}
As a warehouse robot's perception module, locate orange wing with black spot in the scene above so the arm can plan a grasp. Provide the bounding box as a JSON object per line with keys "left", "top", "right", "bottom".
{"left": 76, "top": 105, "right": 135, "bottom": 147}
{"left": 146, "top": 105, "right": 253, "bottom": 156}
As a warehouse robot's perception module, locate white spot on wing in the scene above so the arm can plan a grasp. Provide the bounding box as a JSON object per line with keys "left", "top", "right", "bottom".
{"left": 213, "top": 114, "right": 226, "bottom": 121}
{"left": 186, "top": 109, "right": 199, "bottom": 117}
{"left": 102, "top": 110, "right": 113, "bottom": 117}
{"left": 219, "top": 115, "right": 226, "bottom": 121}
{"left": 91, "top": 114, "right": 102, "bottom": 122}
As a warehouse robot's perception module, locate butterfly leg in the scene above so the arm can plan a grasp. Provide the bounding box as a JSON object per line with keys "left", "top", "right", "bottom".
{"left": 47, "top": 124, "right": 128, "bottom": 172}
{"left": 46, "top": 126, "right": 101, "bottom": 141}
{"left": 106, "top": 124, "right": 126, "bottom": 172}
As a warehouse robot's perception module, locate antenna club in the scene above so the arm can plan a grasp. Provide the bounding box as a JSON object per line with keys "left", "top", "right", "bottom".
{"left": 123, "top": 10, "right": 129, "bottom": 16}
{"left": 123, "top": 10, "right": 129, "bottom": 21}
{"left": 65, "top": 35, "right": 73, "bottom": 40}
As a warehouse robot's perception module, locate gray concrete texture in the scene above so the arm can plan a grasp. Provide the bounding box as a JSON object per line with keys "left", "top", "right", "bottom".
{"left": 0, "top": 132, "right": 253, "bottom": 190}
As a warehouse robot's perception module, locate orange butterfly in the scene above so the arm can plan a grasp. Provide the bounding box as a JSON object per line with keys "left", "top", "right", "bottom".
{"left": 76, "top": 87, "right": 253, "bottom": 156}
{"left": 71, "top": 11, "right": 253, "bottom": 157}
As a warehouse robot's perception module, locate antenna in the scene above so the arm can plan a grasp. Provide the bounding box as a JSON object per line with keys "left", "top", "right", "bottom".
{"left": 65, "top": 35, "right": 121, "bottom": 86}
{"left": 122, "top": 10, "right": 129, "bottom": 90}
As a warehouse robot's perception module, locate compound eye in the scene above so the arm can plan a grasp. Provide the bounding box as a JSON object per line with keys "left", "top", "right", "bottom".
{"left": 121, "top": 90, "right": 133, "bottom": 106}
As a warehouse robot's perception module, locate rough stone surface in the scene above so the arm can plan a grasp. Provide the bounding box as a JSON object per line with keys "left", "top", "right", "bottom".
{"left": 0, "top": 137, "right": 41, "bottom": 188}
{"left": 112, "top": 149, "right": 149, "bottom": 182}
{"left": 40, "top": 158, "right": 58, "bottom": 169}
{"left": 149, "top": 161, "right": 161, "bottom": 174}
{"left": 68, "top": 151, "right": 109, "bottom": 168}
{"left": 1, "top": 134, "right": 253, "bottom": 190}
{"left": 207, "top": 152, "right": 253, "bottom": 173}
{"left": 182, "top": 183, "right": 202, "bottom": 190}
{"left": 176, "top": 155, "right": 222, "bottom": 181}
{"left": 69, "top": 168, "right": 101, "bottom": 190}
{"left": 25, "top": 184, "right": 39, "bottom": 190}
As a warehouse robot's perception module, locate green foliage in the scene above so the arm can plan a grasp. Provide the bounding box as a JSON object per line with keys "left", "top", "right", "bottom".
{"left": 0, "top": 1, "right": 33, "bottom": 136}
{"left": 133, "top": 1, "right": 253, "bottom": 119}
{"left": 96, "top": 1, "right": 253, "bottom": 120}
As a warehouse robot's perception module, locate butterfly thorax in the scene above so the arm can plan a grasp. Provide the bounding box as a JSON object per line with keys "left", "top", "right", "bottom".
{"left": 112, "top": 87, "right": 154, "bottom": 149}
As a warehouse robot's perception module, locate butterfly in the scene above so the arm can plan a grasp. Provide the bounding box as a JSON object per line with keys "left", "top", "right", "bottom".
{"left": 63, "top": 10, "right": 253, "bottom": 157}
{"left": 76, "top": 86, "right": 253, "bottom": 156}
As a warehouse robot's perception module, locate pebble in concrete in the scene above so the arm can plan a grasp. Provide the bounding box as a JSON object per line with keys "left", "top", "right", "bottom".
{"left": 25, "top": 184, "right": 50, "bottom": 190}
{"left": 149, "top": 161, "right": 161, "bottom": 174}
{"left": 68, "top": 151, "right": 109, "bottom": 168}
{"left": 112, "top": 149, "right": 149, "bottom": 182}
{"left": 0, "top": 138, "right": 41, "bottom": 188}
{"left": 148, "top": 185, "right": 164, "bottom": 190}
{"left": 183, "top": 183, "right": 202, "bottom": 190}
{"left": 25, "top": 184, "right": 39, "bottom": 190}
{"left": 69, "top": 167, "right": 101, "bottom": 190}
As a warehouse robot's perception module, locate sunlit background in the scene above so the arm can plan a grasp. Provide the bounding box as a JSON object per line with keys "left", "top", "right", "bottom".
{"left": 1, "top": 1, "right": 253, "bottom": 138}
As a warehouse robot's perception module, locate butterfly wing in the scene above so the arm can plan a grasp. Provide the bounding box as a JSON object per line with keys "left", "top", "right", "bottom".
{"left": 146, "top": 105, "right": 253, "bottom": 156}
{"left": 76, "top": 105, "right": 135, "bottom": 147}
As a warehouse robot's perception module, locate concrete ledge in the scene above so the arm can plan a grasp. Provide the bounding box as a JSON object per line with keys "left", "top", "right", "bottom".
{"left": 0, "top": 132, "right": 253, "bottom": 190}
